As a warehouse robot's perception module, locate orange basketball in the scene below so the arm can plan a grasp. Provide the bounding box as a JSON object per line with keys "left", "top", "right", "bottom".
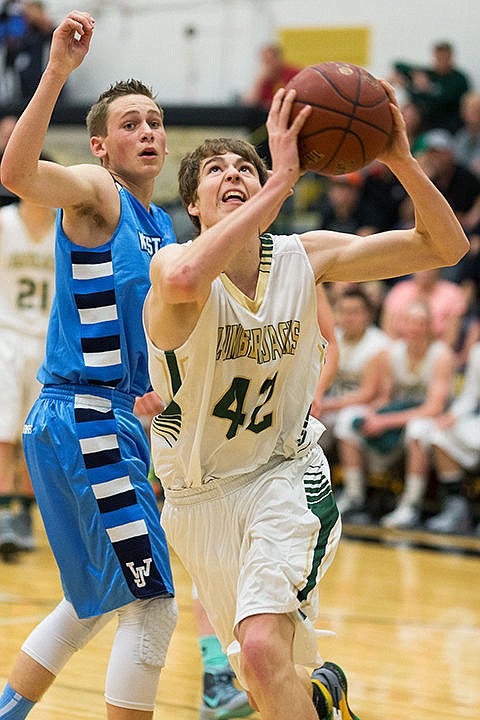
{"left": 286, "top": 62, "right": 393, "bottom": 175}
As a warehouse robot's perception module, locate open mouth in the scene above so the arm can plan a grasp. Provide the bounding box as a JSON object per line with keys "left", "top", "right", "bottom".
{"left": 222, "top": 190, "right": 247, "bottom": 203}
{"left": 140, "top": 149, "right": 157, "bottom": 157}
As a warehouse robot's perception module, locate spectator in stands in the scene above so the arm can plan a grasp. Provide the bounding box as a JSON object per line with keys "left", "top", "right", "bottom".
{"left": 415, "top": 128, "right": 480, "bottom": 235}
{"left": 242, "top": 43, "right": 300, "bottom": 111}
{"left": 401, "top": 100, "right": 427, "bottom": 153}
{"left": 0, "top": 1, "right": 55, "bottom": 105}
{"left": 457, "top": 224, "right": 480, "bottom": 313}
{"left": 391, "top": 41, "right": 471, "bottom": 133}
{"left": 335, "top": 300, "right": 455, "bottom": 525}
{"left": 453, "top": 91, "right": 480, "bottom": 179}
{"left": 317, "top": 172, "right": 380, "bottom": 236}
{"left": 313, "top": 287, "right": 391, "bottom": 453}
{"left": 450, "top": 223, "right": 480, "bottom": 370}
{"left": 422, "top": 341, "right": 480, "bottom": 534}
{"left": 381, "top": 268, "right": 467, "bottom": 355}
{"left": 360, "top": 161, "right": 407, "bottom": 235}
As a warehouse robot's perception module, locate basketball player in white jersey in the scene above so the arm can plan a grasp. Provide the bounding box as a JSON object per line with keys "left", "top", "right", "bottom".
{"left": 0, "top": 191, "right": 55, "bottom": 558}
{"left": 144, "top": 85, "right": 468, "bottom": 720}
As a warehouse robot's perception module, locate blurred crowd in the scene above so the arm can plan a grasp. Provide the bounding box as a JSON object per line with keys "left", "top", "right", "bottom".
{"left": 281, "top": 41, "right": 480, "bottom": 535}
{"left": 245, "top": 41, "right": 480, "bottom": 537}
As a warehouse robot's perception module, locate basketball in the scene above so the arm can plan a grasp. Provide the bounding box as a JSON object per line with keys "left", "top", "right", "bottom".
{"left": 285, "top": 62, "right": 393, "bottom": 176}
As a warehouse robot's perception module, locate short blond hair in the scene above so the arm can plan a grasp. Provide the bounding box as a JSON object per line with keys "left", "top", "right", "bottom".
{"left": 86, "top": 79, "right": 162, "bottom": 137}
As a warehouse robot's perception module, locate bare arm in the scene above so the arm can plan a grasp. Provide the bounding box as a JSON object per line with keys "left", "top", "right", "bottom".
{"left": 301, "top": 83, "right": 469, "bottom": 283}
{"left": 147, "top": 89, "right": 311, "bottom": 350}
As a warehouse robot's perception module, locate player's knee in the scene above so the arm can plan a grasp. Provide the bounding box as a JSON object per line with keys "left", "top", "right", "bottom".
{"left": 240, "top": 626, "right": 282, "bottom": 687}
{"left": 138, "top": 596, "right": 178, "bottom": 668}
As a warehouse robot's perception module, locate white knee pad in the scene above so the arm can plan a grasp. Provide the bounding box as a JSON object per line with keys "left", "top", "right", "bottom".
{"left": 105, "top": 597, "right": 178, "bottom": 711}
{"left": 21, "top": 598, "right": 112, "bottom": 675}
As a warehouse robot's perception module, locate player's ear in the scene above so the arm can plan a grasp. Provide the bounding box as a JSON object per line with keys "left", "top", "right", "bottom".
{"left": 187, "top": 201, "right": 200, "bottom": 219}
{"left": 90, "top": 135, "right": 107, "bottom": 160}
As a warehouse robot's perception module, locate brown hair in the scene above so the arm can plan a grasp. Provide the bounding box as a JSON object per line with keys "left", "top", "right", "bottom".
{"left": 178, "top": 137, "right": 269, "bottom": 232}
{"left": 86, "top": 79, "right": 162, "bottom": 137}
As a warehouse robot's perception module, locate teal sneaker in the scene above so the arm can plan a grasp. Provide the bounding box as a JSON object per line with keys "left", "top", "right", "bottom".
{"left": 200, "top": 665, "right": 254, "bottom": 720}
{"left": 311, "top": 662, "right": 360, "bottom": 720}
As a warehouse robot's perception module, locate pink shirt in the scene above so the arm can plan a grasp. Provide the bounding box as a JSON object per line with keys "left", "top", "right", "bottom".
{"left": 383, "top": 279, "right": 467, "bottom": 339}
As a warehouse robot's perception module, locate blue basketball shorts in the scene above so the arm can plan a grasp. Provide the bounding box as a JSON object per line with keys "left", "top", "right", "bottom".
{"left": 23, "top": 384, "right": 174, "bottom": 618}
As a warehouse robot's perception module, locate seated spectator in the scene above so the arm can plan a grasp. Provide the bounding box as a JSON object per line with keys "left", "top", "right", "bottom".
{"left": 242, "top": 43, "right": 300, "bottom": 110}
{"left": 381, "top": 268, "right": 467, "bottom": 355}
{"left": 415, "top": 128, "right": 480, "bottom": 234}
{"left": 314, "top": 287, "right": 392, "bottom": 451}
{"left": 422, "top": 341, "right": 480, "bottom": 534}
{"left": 335, "top": 301, "right": 455, "bottom": 525}
{"left": 453, "top": 91, "right": 480, "bottom": 179}
{"left": 317, "top": 172, "right": 380, "bottom": 235}
{"left": 401, "top": 100, "right": 427, "bottom": 153}
{"left": 391, "top": 41, "right": 471, "bottom": 133}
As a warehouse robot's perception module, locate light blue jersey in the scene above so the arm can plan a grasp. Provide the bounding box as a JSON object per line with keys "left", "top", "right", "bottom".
{"left": 23, "top": 183, "right": 176, "bottom": 618}
{"left": 39, "top": 183, "right": 176, "bottom": 395}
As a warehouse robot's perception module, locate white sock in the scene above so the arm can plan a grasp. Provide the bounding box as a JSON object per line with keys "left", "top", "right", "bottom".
{"left": 401, "top": 474, "right": 427, "bottom": 507}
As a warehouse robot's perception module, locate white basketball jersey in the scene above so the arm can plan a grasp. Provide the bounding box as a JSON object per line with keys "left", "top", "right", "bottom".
{"left": 147, "top": 234, "right": 327, "bottom": 490}
{"left": 0, "top": 204, "right": 55, "bottom": 336}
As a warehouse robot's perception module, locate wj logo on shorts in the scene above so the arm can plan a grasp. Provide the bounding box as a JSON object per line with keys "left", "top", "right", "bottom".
{"left": 126, "top": 558, "right": 152, "bottom": 588}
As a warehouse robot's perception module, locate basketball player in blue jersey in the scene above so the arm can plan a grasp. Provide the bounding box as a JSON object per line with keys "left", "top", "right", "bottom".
{"left": 0, "top": 11, "right": 180, "bottom": 720}
{"left": 0, "top": 11, "right": 252, "bottom": 720}
{"left": 143, "top": 83, "right": 469, "bottom": 718}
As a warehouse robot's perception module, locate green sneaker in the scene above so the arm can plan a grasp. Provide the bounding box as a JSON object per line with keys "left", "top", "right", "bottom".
{"left": 200, "top": 665, "right": 254, "bottom": 720}
{"left": 311, "top": 662, "right": 360, "bottom": 720}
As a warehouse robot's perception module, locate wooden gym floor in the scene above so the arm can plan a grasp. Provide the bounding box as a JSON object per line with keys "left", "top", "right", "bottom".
{"left": 1, "top": 508, "right": 479, "bottom": 720}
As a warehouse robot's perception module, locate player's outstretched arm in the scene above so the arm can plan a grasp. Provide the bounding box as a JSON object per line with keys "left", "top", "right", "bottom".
{"left": 373, "top": 81, "right": 469, "bottom": 267}
{"left": 153, "top": 89, "right": 311, "bottom": 307}
{"left": 302, "top": 83, "right": 469, "bottom": 283}
{"left": 1, "top": 11, "right": 96, "bottom": 208}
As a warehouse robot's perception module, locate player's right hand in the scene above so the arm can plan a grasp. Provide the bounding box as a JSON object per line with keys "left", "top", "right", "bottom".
{"left": 267, "top": 88, "right": 311, "bottom": 184}
{"left": 48, "top": 11, "right": 95, "bottom": 76}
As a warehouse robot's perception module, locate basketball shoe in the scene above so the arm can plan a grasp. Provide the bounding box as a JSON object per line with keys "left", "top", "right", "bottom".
{"left": 311, "top": 662, "right": 361, "bottom": 720}
{"left": 200, "top": 665, "right": 254, "bottom": 720}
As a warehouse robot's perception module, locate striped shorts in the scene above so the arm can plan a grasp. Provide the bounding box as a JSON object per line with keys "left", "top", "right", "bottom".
{"left": 23, "top": 384, "right": 174, "bottom": 618}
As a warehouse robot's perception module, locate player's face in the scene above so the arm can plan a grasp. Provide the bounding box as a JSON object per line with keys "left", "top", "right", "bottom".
{"left": 92, "top": 94, "right": 167, "bottom": 180}
{"left": 187, "top": 152, "right": 262, "bottom": 230}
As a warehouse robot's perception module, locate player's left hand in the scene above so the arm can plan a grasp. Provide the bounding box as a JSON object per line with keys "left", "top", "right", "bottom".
{"left": 376, "top": 81, "right": 412, "bottom": 166}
